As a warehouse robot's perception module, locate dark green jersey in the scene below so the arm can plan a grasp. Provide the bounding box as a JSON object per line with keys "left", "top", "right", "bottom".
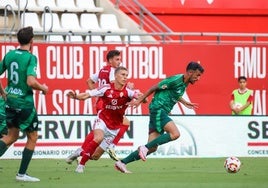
{"left": 0, "top": 49, "right": 37, "bottom": 109}
{"left": 0, "top": 96, "right": 5, "bottom": 117}
{"left": 149, "top": 74, "right": 188, "bottom": 113}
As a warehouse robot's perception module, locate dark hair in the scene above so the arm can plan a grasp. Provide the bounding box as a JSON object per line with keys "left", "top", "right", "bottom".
{"left": 114, "top": 66, "right": 128, "bottom": 75}
{"left": 238, "top": 76, "right": 247, "bottom": 82}
{"left": 17, "top": 26, "right": 34, "bottom": 45}
{"left": 106, "top": 50, "right": 121, "bottom": 62}
{"left": 186, "top": 61, "right": 204, "bottom": 73}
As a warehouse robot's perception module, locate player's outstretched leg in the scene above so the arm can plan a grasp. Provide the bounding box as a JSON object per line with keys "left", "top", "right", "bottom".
{"left": 66, "top": 148, "right": 83, "bottom": 164}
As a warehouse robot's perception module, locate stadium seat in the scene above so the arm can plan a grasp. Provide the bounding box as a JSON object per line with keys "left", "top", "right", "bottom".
{"left": 37, "top": 0, "right": 63, "bottom": 12}
{"left": 61, "top": 13, "right": 86, "bottom": 32}
{"left": 56, "top": 0, "right": 81, "bottom": 12}
{"left": 0, "top": 0, "right": 18, "bottom": 10}
{"left": 20, "top": 12, "right": 43, "bottom": 32}
{"left": 41, "top": 13, "right": 64, "bottom": 32}
{"left": 76, "top": 0, "right": 104, "bottom": 13}
{"left": 100, "top": 14, "right": 127, "bottom": 33}
{"left": 80, "top": 13, "right": 103, "bottom": 32}
{"left": 18, "top": 0, "right": 43, "bottom": 12}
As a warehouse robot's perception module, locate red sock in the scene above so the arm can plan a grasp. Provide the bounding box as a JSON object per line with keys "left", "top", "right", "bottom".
{"left": 80, "top": 154, "right": 90, "bottom": 165}
{"left": 80, "top": 140, "right": 99, "bottom": 165}
{"left": 81, "top": 131, "right": 94, "bottom": 151}
{"left": 113, "top": 124, "right": 129, "bottom": 145}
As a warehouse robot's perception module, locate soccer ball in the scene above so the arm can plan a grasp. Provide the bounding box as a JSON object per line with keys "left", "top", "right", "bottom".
{"left": 224, "top": 156, "right": 241, "bottom": 173}
{"left": 232, "top": 102, "right": 242, "bottom": 109}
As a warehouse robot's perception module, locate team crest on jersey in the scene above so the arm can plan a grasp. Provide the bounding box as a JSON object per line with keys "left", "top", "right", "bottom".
{"left": 120, "top": 92, "right": 124, "bottom": 97}
{"left": 161, "top": 84, "right": 168, "bottom": 89}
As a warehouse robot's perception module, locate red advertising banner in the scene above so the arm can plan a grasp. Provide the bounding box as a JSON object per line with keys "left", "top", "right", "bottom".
{"left": 0, "top": 43, "right": 267, "bottom": 115}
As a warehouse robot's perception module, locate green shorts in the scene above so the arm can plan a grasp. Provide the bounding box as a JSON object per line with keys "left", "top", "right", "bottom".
{"left": 0, "top": 115, "right": 7, "bottom": 137}
{"left": 6, "top": 107, "right": 39, "bottom": 132}
{"left": 148, "top": 109, "right": 172, "bottom": 134}
{"left": 0, "top": 98, "right": 7, "bottom": 136}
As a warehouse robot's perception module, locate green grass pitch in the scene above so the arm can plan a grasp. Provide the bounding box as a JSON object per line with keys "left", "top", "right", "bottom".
{"left": 0, "top": 157, "right": 267, "bottom": 188}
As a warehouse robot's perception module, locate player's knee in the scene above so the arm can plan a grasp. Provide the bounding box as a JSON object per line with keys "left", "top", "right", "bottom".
{"left": 93, "top": 137, "right": 103, "bottom": 144}
{"left": 170, "top": 131, "right": 180, "bottom": 140}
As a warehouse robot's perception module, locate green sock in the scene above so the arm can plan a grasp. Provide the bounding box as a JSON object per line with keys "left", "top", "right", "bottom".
{"left": 121, "top": 134, "right": 172, "bottom": 164}
{"left": 18, "top": 148, "right": 34, "bottom": 174}
{"left": 121, "top": 150, "right": 140, "bottom": 164}
{"left": 145, "top": 133, "right": 172, "bottom": 149}
{"left": 0, "top": 140, "right": 8, "bottom": 156}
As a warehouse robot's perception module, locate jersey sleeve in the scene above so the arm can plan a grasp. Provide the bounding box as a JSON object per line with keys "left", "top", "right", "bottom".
{"left": 247, "top": 90, "right": 254, "bottom": 103}
{"left": 88, "top": 84, "right": 109, "bottom": 97}
{"left": 127, "top": 88, "right": 140, "bottom": 99}
{"left": 90, "top": 72, "right": 99, "bottom": 83}
{"left": 27, "top": 55, "right": 38, "bottom": 77}
{"left": 230, "top": 91, "right": 235, "bottom": 100}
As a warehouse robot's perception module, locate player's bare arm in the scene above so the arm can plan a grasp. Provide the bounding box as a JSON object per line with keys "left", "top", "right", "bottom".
{"left": 27, "top": 75, "right": 48, "bottom": 95}
{"left": 86, "top": 78, "right": 96, "bottom": 90}
{"left": 136, "top": 92, "right": 148, "bottom": 103}
{"left": 67, "top": 91, "right": 91, "bottom": 100}
{"left": 179, "top": 97, "right": 199, "bottom": 109}
{"left": 128, "top": 84, "right": 158, "bottom": 107}
{"left": 0, "top": 81, "right": 6, "bottom": 100}
{"left": 235, "top": 101, "right": 251, "bottom": 114}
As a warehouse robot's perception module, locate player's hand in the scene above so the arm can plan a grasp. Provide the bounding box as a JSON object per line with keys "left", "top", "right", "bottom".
{"left": 42, "top": 84, "right": 48, "bottom": 95}
{"left": 127, "top": 82, "right": 135, "bottom": 90}
{"left": 67, "top": 90, "right": 77, "bottom": 99}
{"left": 183, "top": 101, "right": 199, "bottom": 110}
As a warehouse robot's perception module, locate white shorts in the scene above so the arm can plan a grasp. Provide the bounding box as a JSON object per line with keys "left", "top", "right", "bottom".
{"left": 93, "top": 118, "right": 119, "bottom": 150}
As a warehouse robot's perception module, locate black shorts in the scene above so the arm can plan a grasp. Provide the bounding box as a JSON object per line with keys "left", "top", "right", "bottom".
{"left": 6, "top": 106, "right": 39, "bottom": 132}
